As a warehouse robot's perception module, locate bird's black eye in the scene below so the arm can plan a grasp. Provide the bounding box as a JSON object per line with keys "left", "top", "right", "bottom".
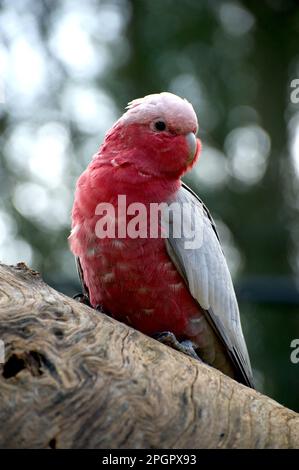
{"left": 154, "top": 120, "right": 166, "bottom": 131}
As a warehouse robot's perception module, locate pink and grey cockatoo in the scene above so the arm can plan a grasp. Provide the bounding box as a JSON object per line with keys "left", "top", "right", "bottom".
{"left": 70, "top": 92, "right": 254, "bottom": 388}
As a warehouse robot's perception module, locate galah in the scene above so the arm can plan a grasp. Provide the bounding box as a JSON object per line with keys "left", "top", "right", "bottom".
{"left": 69, "top": 92, "right": 254, "bottom": 388}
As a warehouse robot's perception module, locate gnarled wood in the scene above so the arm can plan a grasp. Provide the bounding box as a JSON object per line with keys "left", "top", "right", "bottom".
{"left": 0, "top": 262, "right": 298, "bottom": 449}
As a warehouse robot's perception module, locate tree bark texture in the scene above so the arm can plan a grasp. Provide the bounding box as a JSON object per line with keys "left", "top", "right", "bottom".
{"left": 0, "top": 263, "right": 298, "bottom": 449}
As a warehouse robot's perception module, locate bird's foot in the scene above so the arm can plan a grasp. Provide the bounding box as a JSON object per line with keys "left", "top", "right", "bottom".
{"left": 73, "top": 294, "right": 106, "bottom": 315}
{"left": 95, "top": 304, "right": 105, "bottom": 313}
{"left": 153, "top": 331, "right": 202, "bottom": 361}
{"left": 73, "top": 293, "right": 91, "bottom": 307}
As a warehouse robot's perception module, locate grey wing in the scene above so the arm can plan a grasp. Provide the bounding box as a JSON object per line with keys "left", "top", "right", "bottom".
{"left": 165, "top": 183, "right": 254, "bottom": 388}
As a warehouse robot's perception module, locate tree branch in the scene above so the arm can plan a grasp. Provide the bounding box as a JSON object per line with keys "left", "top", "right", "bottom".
{"left": 0, "top": 263, "right": 298, "bottom": 449}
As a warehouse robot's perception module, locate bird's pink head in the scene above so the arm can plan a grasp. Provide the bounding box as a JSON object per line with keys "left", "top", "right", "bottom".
{"left": 103, "top": 92, "right": 201, "bottom": 178}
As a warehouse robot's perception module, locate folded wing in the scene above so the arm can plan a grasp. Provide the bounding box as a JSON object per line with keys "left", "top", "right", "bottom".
{"left": 165, "top": 182, "right": 254, "bottom": 387}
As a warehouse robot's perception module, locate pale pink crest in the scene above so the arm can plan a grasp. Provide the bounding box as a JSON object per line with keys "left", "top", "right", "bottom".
{"left": 119, "top": 92, "right": 198, "bottom": 135}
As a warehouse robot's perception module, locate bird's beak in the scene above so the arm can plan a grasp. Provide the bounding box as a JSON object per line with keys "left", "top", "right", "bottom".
{"left": 186, "top": 132, "right": 197, "bottom": 164}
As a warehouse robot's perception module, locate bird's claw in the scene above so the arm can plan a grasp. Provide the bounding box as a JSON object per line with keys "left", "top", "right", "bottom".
{"left": 73, "top": 293, "right": 92, "bottom": 307}
{"left": 153, "top": 331, "right": 202, "bottom": 361}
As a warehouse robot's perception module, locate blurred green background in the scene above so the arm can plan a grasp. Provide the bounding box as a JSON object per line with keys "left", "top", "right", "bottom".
{"left": 0, "top": 0, "right": 298, "bottom": 411}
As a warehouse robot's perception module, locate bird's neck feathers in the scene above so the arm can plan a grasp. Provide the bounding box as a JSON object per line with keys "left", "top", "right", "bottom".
{"left": 89, "top": 123, "right": 183, "bottom": 204}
